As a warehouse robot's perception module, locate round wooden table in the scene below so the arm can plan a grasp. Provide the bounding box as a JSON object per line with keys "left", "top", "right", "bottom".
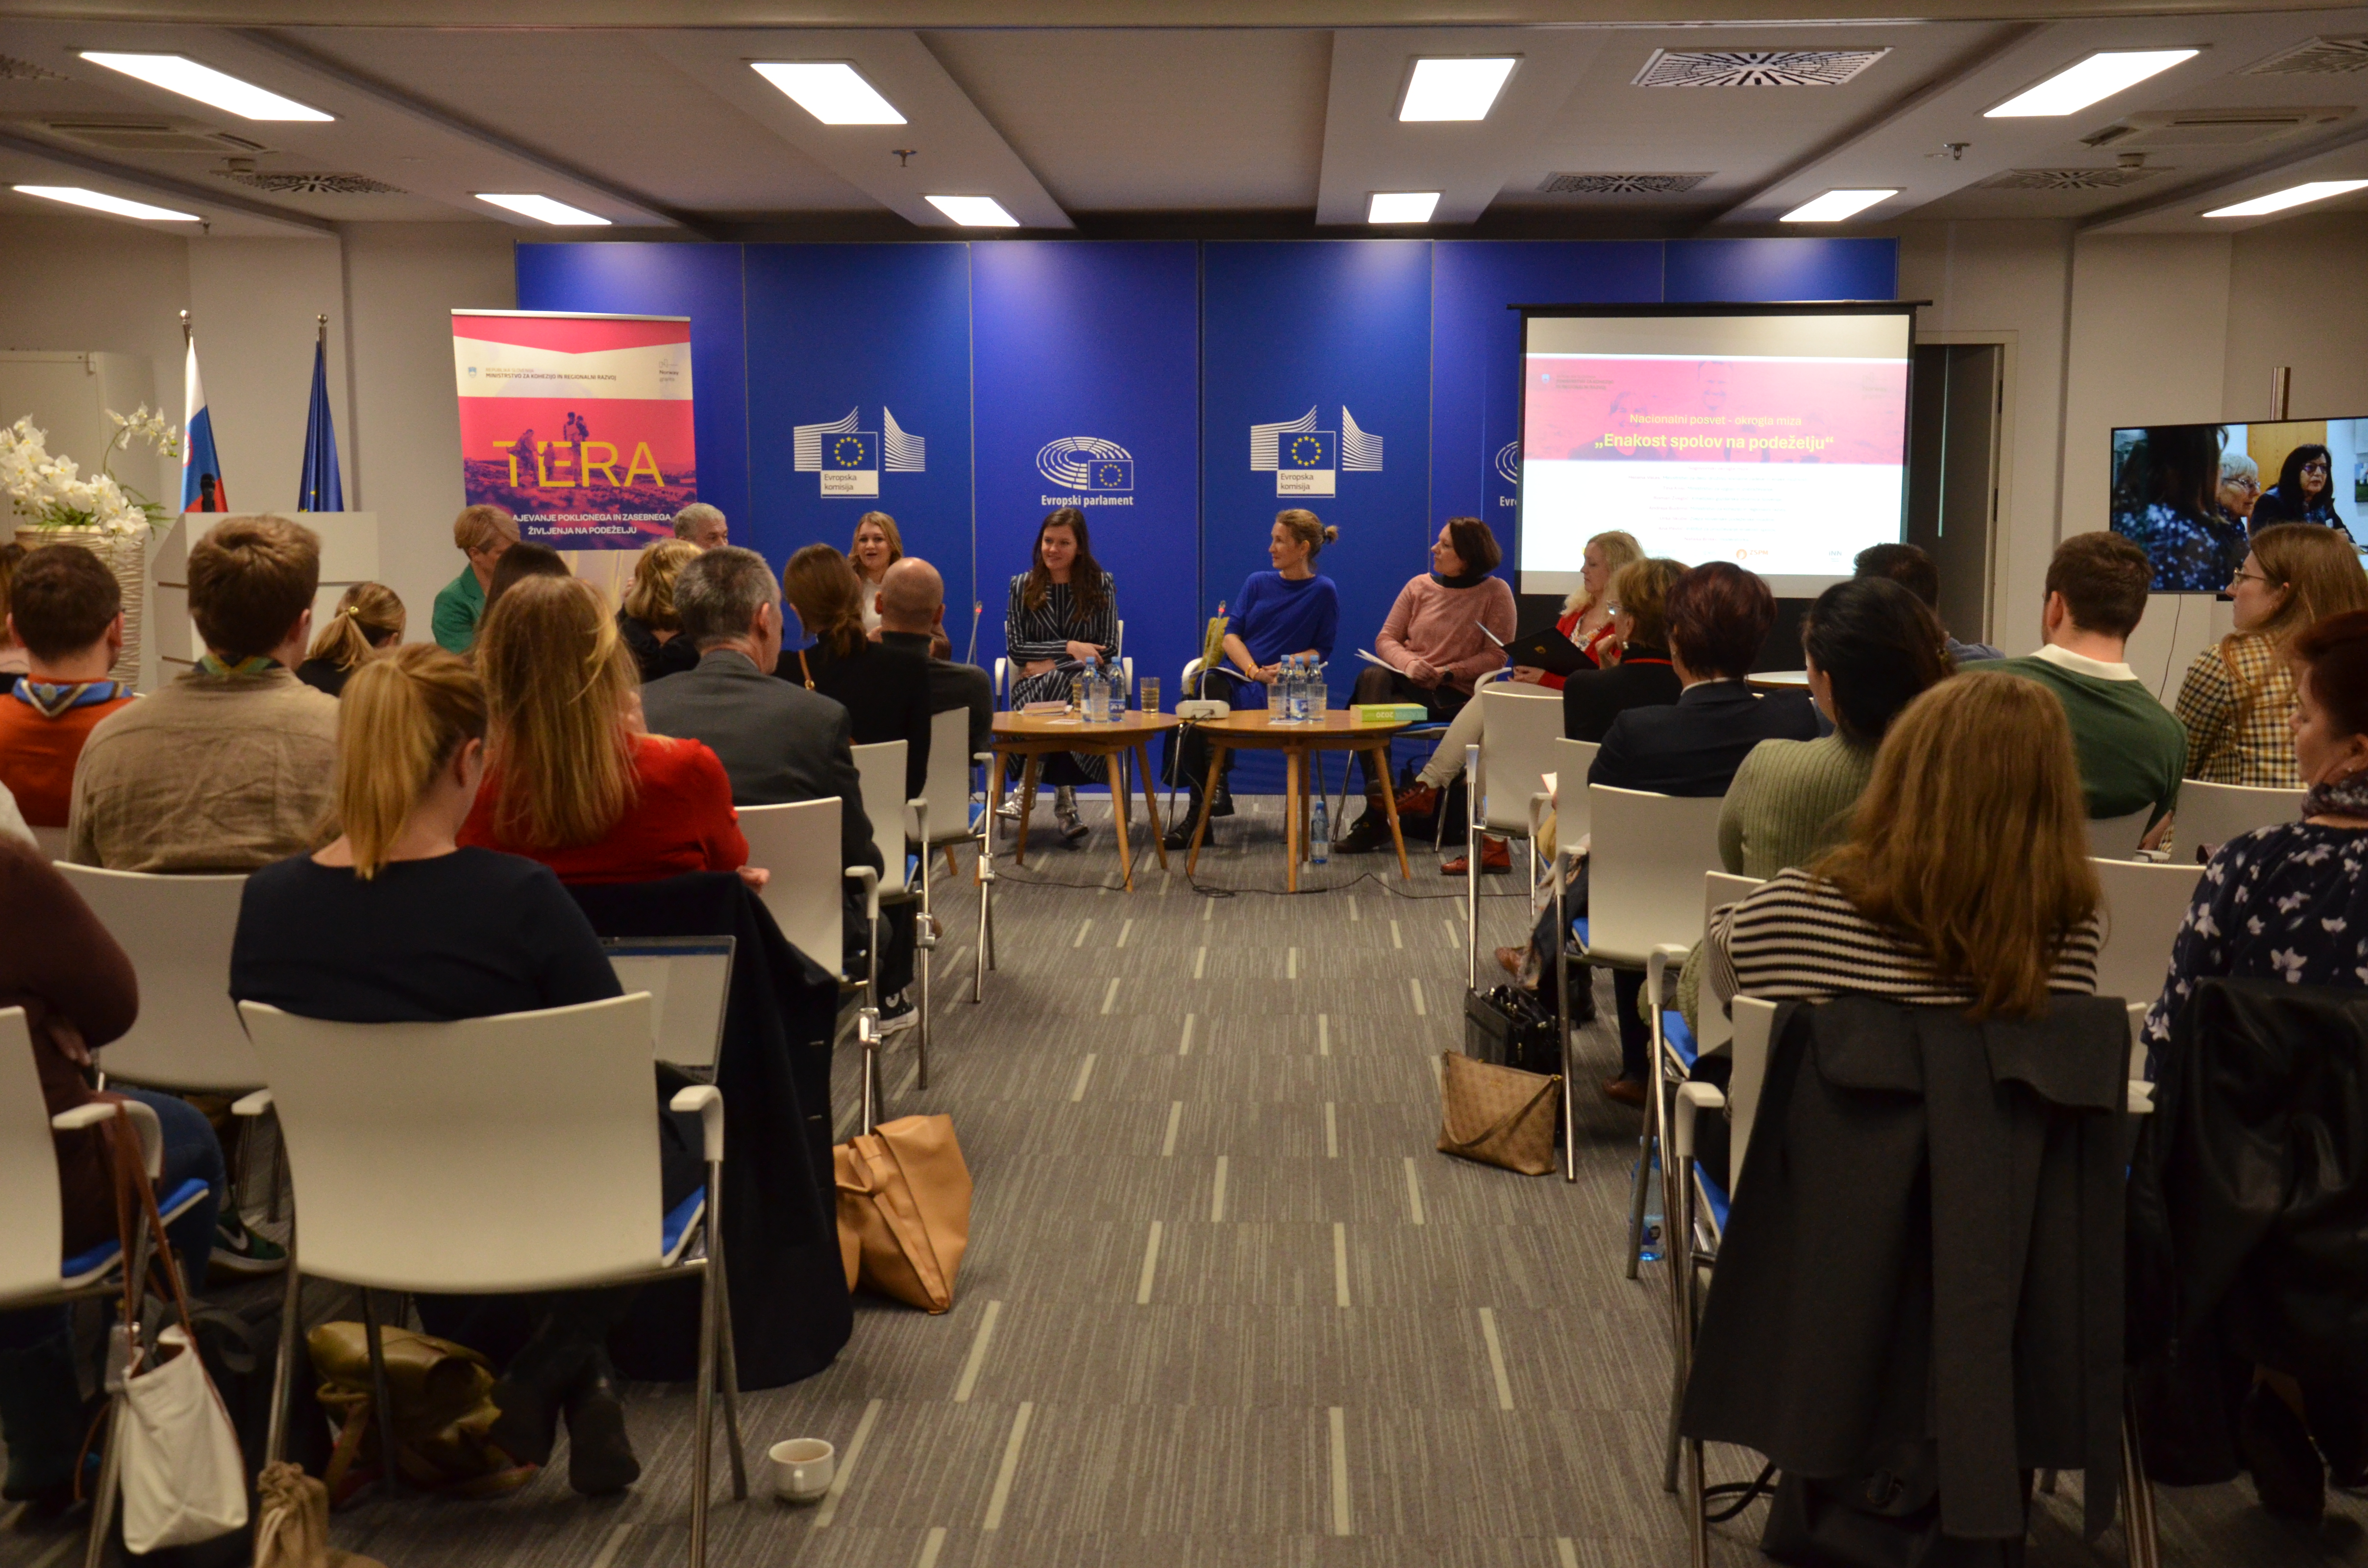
{"left": 1183, "top": 710, "right": 1414, "bottom": 892}
{"left": 988, "top": 710, "right": 1182, "bottom": 892}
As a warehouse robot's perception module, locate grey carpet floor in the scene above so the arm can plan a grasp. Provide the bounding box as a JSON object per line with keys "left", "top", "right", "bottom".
{"left": 6, "top": 796, "right": 2364, "bottom": 1567}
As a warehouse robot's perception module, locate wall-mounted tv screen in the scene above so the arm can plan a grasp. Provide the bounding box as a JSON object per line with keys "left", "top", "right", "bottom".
{"left": 2109, "top": 418, "right": 2362, "bottom": 592}
{"left": 1517, "top": 304, "right": 1914, "bottom": 599}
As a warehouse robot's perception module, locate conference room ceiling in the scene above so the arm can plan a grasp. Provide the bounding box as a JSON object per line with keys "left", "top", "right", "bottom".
{"left": 3, "top": 7, "right": 2368, "bottom": 240}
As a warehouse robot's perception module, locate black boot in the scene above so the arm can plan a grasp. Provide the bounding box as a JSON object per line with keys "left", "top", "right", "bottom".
{"left": 1209, "top": 775, "right": 1235, "bottom": 819}
{"left": 1164, "top": 789, "right": 1203, "bottom": 852}
{"left": 487, "top": 1322, "right": 592, "bottom": 1469}
{"left": 1335, "top": 794, "right": 1394, "bottom": 854}
{"left": 0, "top": 1329, "right": 89, "bottom": 1514}
{"left": 561, "top": 1349, "right": 640, "bottom": 1496}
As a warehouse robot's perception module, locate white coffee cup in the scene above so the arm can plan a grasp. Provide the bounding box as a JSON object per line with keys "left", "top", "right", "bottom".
{"left": 770, "top": 1438, "right": 835, "bottom": 1504}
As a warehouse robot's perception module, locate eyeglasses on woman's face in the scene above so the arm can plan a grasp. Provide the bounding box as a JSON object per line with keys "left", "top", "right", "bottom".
{"left": 2303, "top": 459, "right": 2332, "bottom": 475}
{"left": 2229, "top": 569, "right": 2275, "bottom": 589}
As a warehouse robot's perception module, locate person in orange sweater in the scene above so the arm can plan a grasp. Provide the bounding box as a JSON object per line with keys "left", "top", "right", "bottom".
{"left": 0, "top": 544, "right": 135, "bottom": 828}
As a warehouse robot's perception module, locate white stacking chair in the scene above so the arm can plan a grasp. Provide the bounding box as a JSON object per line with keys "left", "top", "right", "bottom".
{"left": 1461, "top": 686, "right": 1567, "bottom": 986}
{"left": 0, "top": 1006, "right": 208, "bottom": 1568}
{"left": 1551, "top": 737, "right": 1601, "bottom": 849}
{"left": 54, "top": 865, "right": 259, "bottom": 1093}
{"left": 2176, "top": 779, "right": 2304, "bottom": 856}
{"left": 236, "top": 996, "right": 745, "bottom": 1567}
{"left": 27, "top": 824, "right": 67, "bottom": 861}
{"left": 2086, "top": 806, "right": 2159, "bottom": 859}
{"left": 2090, "top": 857, "right": 2201, "bottom": 1022}
{"left": 853, "top": 740, "right": 925, "bottom": 1126}
{"left": 739, "top": 798, "right": 871, "bottom": 988}
{"left": 1687, "top": 873, "right": 1764, "bottom": 1062}
{"left": 913, "top": 708, "right": 978, "bottom": 882}
{"left": 604, "top": 936, "right": 736, "bottom": 1076}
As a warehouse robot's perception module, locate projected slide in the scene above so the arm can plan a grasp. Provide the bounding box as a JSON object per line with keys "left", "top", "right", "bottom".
{"left": 1518, "top": 310, "right": 1912, "bottom": 596}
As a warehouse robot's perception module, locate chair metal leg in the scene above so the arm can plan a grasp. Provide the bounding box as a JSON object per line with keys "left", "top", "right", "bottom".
{"left": 1555, "top": 859, "right": 1576, "bottom": 1183}
{"left": 690, "top": 1238, "right": 716, "bottom": 1568}
{"left": 264, "top": 1226, "right": 303, "bottom": 1465}
{"left": 82, "top": 1382, "right": 126, "bottom": 1568}
{"left": 1624, "top": 1115, "right": 1652, "bottom": 1283}
{"left": 361, "top": 1290, "right": 402, "bottom": 1500}
{"left": 1464, "top": 743, "right": 1480, "bottom": 993}
{"left": 264, "top": 1104, "right": 285, "bottom": 1224}
{"left": 1687, "top": 1438, "right": 1710, "bottom": 1568}
{"left": 860, "top": 904, "right": 882, "bottom": 1134}
{"left": 2121, "top": 1392, "right": 2159, "bottom": 1568}
{"left": 916, "top": 866, "right": 934, "bottom": 1090}
{"left": 706, "top": 1167, "right": 747, "bottom": 1503}
{"left": 1663, "top": 1164, "right": 1699, "bottom": 1495}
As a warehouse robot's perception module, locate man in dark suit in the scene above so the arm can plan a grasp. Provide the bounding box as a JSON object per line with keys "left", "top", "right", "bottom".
{"left": 876, "top": 556, "right": 992, "bottom": 759}
{"left": 642, "top": 547, "right": 888, "bottom": 994}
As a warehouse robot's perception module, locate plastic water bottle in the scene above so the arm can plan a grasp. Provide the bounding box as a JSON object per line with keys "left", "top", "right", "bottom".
{"left": 1106, "top": 661, "right": 1126, "bottom": 723}
{"left": 1310, "top": 792, "right": 1330, "bottom": 865}
{"left": 1081, "top": 662, "right": 1105, "bottom": 724}
{"left": 1288, "top": 657, "right": 1310, "bottom": 724}
{"left": 1308, "top": 659, "right": 1329, "bottom": 721}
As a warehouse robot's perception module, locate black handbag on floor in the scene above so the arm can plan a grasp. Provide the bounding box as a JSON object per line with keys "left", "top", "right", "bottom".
{"left": 1464, "top": 985, "right": 1565, "bottom": 1077}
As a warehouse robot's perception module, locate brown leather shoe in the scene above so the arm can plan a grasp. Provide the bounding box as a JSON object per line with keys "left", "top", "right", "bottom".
{"left": 1442, "top": 836, "right": 1513, "bottom": 876}
{"left": 1494, "top": 945, "right": 1525, "bottom": 978}
{"left": 1600, "top": 1077, "right": 1648, "bottom": 1109}
{"left": 1394, "top": 780, "right": 1440, "bottom": 819}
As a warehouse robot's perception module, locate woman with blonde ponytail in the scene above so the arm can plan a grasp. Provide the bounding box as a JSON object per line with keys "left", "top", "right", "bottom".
{"left": 229, "top": 640, "right": 690, "bottom": 1497}
{"left": 296, "top": 581, "right": 405, "bottom": 698}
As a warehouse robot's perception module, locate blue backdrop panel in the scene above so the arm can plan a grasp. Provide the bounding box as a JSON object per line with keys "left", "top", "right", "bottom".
{"left": 515, "top": 242, "right": 750, "bottom": 543}
{"left": 743, "top": 244, "right": 975, "bottom": 621}
{"left": 970, "top": 242, "right": 1199, "bottom": 712}
{"left": 1431, "top": 240, "right": 1664, "bottom": 573}
{"left": 1663, "top": 237, "right": 1897, "bottom": 304}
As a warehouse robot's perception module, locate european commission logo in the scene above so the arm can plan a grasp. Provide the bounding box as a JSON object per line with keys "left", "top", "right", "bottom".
{"left": 792, "top": 407, "right": 926, "bottom": 498}
{"left": 1035, "top": 436, "right": 1135, "bottom": 504}
{"left": 1494, "top": 440, "right": 1521, "bottom": 500}
{"left": 1250, "top": 406, "right": 1381, "bottom": 497}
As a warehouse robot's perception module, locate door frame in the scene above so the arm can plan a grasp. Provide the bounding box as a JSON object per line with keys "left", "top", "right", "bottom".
{"left": 1912, "top": 329, "right": 2018, "bottom": 648}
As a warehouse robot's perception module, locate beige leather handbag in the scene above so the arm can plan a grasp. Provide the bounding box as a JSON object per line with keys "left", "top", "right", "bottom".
{"left": 835, "top": 1115, "right": 973, "bottom": 1313}
{"left": 1437, "top": 1051, "right": 1562, "bottom": 1176}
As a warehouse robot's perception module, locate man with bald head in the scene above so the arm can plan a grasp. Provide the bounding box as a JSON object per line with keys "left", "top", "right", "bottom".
{"left": 877, "top": 556, "right": 992, "bottom": 757}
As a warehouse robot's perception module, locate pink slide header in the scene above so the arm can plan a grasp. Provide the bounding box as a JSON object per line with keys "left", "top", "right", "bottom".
{"left": 1524, "top": 355, "right": 1907, "bottom": 467}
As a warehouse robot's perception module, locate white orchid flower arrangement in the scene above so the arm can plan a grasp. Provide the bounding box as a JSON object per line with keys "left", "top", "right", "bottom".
{"left": 0, "top": 405, "right": 184, "bottom": 539}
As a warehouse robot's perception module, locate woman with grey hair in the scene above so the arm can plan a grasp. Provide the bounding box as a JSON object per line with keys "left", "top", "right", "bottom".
{"left": 2218, "top": 450, "right": 2261, "bottom": 531}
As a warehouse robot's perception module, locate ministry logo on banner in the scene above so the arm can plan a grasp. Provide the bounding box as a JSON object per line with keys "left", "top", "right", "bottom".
{"left": 1249, "top": 406, "right": 1382, "bottom": 497}
{"left": 793, "top": 406, "right": 926, "bottom": 497}
{"left": 1035, "top": 436, "right": 1135, "bottom": 508}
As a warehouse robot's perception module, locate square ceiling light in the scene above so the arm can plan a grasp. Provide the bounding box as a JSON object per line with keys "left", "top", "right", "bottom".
{"left": 79, "top": 52, "right": 331, "bottom": 121}
{"left": 476, "top": 193, "right": 611, "bottom": 225}
{"left": 1780, "top": 188, "right": 1897, "bottom": 222}
{"left": 1368, "top": 191, "right": 1441, "bottom": 224}
{"left": 1985, "top": 49, "right": 2198, "bottom": 117}
{"left": 13, "top": 184, "right": 197, "bottom": 221}
{"left": 1400, "top": 57, "right": 1518, "bottom": 121}
{"left": 751, "top": 61, "right": 905, "bottom": 125}
{"left": 926, "top": 195, "right": 1019, "bottom": 227}
{"left": 2205, "top": 179, "right": 2368, "bottom": 217}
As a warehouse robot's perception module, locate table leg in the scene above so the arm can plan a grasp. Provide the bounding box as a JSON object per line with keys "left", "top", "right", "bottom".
{"left": 1137, "top": 744, "right": 1169, "bottom": 870}
{"left": 1285, "top": 747, "right": 1301, "bottom": 894}
{"left": 1015, "top": 755, "right": 1040, "bottom": 867}
{"left": 1298, "top": 762, "right": 1313, "bottom": 861}
{"left": 985, "top": 751, "right": 1005, "bottom": 869}
{"left": 1107, "top": 750, "right": 1136, "bottom": 893}
{"left": 1187, "top": 741, "right": 1226, "bottom": 878}
{"left": 1371, "top": 744, "right": 1411, "bottom": 881}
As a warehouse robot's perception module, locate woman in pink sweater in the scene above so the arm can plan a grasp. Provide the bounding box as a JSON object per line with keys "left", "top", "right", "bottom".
{"left": 1339, "top": 517, "right": 1517, "bottom": 852}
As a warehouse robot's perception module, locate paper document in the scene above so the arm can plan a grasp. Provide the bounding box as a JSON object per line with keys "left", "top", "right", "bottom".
{"left": 1356, "top": 648, "right": 1400, "bottom": 673}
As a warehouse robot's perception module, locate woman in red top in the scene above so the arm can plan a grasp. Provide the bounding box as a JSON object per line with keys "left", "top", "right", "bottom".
{"left": 459, "top": 575, "right": 758, "bottom": 886}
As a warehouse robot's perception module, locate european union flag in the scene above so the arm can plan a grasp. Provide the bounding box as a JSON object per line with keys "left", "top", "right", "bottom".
{"left": 827, "top": 431, "right": 878, "bottom": 470}
{"left": 1281, "top": 430, "right": 1334, "bottom": 471}
{"left": 1082, "top": 458, "right": 1134, "bottom": 491}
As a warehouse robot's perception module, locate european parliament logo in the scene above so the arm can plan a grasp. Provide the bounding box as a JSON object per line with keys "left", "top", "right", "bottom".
{"left": 1494, "top": 439, "right": 1521, "bottom": 492}
{"left": 792, "top": 406, "right": 926, "bottom": 497}
{"left": 1035, "top": 436, "right": 1135, "bottom": 498}
{"left": 1249, "top": 406, "right": 1381, "bottom": 497}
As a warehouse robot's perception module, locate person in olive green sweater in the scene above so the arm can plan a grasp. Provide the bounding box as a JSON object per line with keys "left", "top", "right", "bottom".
{"left": 1977, "top": 532, "right": 2186, "bottom": 845}
{"left": 431, "top": 503, "right": 518, "bottom": 654}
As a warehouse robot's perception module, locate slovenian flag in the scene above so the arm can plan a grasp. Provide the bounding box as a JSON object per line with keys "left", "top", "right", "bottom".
{"left": 181, "top": 335, "right": 226, "bottom": 513}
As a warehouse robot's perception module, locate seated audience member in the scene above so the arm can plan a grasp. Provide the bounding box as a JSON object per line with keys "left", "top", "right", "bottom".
{"left": 1339, "top": 517, "right": 1517, "bottom": 853}
{"left": 1853, "top": 540, "right": 2001, "bottom": 662}
{"left": 617, "top": 539, "right": 702, "bottom": 686}
{"left": 432, "top": 503, "right": 517, "bottom": 654}
{"left": 458, "top": 575, "right": 753, "bottom": 885}
{"left": 2142, "top": 606, "right": 2368, "bottom": 1513}
{"left": 2251, "top": 442, "right": 2348, "bottom": 535}
{"left": 851, "top": 511, "right": 902, "bottom": 637}
{"left": 640, "top": 546, "right": 887, "bottom": 980}
{"left": 1561, "top": 557, "right": 1688, "bottom": 744}
{"left": 0, "top": 544, "right": 135, "bottom": 828}
{"left": 0, "top": 542, "right": 27, "bottom": 689}
{"left": 1711, "top": 673, "right": 2101, "bottom": 1017}
{"left": 781, "top": 545, "right": 932, "bottom": 801}
{"left": 1720, "top": 577, "right": 1952, "bottom": 878}
{"left": 672, "top": 502, "right": 729, "bottom": 551}
{"left": 1169, "top": 509, "right": 1342, "bottom": 845}
{"left": 0, "top": 836, "right": 228, "bottom": 1516}
{"left": 296, "top": 581, "right": 405, "bottom": 698}
{"left": 231, "top": 645, "right": 675, "bottom": 1496}
{"left": 2175, "top": 524, "right": 2368, "bottom": 788}
{"left": 484, "top": 539, "right": 569, "bottom": 619}
{"left": 877, "top": 555, "right": 993, "bottom": 761}
{"left": 69, "top": 517, "right": 339, "bottom": 872}
{"left": 1979, "top": 531, "right": 2185, "bottom": 837}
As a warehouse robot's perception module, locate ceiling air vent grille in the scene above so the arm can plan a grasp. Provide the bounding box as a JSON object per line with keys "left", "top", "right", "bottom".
{"left": 1633, "top": 49, "right": 1889, "bottom": 88}
{"left": 2244, "top": 37, "right": 2368, "bottom": 75}
{"left": 1537, "top": 172, "right": 1711, "bottom": 196}
{"left": 2083, "top": 107, "right": 2351, "bottom": 150}
{"left": 45, "top": 121, "right": 271, "bottom": 154}
{"left": 213, "top": 171, "right": 406, "bottom": 196}
{"left": 0, "top": 53, "right": 67, "bottom": 81}
{"left": 1976, "top": 166, "right": 2169, "bottom": 191}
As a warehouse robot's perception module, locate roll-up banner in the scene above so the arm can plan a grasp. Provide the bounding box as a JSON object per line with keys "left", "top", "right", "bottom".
{"left": 452, "top": 309, "right": 696, "bottom": 549}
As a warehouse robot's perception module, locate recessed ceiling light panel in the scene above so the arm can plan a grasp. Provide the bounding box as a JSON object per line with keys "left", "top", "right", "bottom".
{"left": 475, "top": 193, "right": 611, "bottom": 225}
{"left": 2204, "top": 179, "right": 2368, "bottom": 218}
{"left": 1400, "top": 57, "right": 1517, "bottom": 122}
{"left": 751, "top": 62, "right": 906, "bottom": 125}
{"left": 925, "top": 195, "right": 1019, "bottom": 227}
{"left": 13, "top": 184, "right": 198, "bottom": 221}
{"left": 1368, "top": 191, "right": 1441, "bottom": 224}
{"left": 78, "top": 52, "right": 331, "bottom": 122}
{"left": 1780, "top": 188, "right": 1898, "bottom": 222}
{"left": 1985, "top": 49, "right": 2198, "bottom": 118}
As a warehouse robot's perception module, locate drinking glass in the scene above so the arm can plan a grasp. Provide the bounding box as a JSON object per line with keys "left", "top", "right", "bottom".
{"left": 1140, "top": 677, "right": 1161, "bottom": 714}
